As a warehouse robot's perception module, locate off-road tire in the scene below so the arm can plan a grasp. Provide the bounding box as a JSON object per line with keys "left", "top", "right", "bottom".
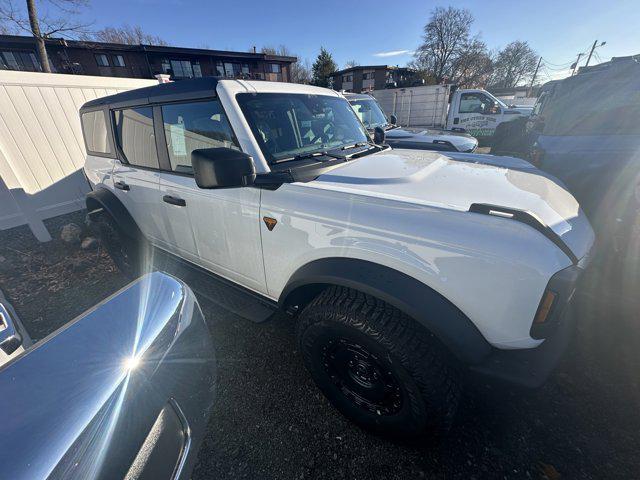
{"left": 90, "top": 212, "right": 145, "bottom": 278}
{"left": 297, "top": 286, "right": 461, "bottom": 438}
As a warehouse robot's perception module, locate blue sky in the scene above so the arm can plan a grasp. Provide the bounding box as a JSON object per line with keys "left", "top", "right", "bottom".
{"left": 72, "top": 0, "right": 639, "bottom": 80}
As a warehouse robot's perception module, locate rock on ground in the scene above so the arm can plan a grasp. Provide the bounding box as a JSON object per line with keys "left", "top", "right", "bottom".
{"left": 60, "top": 223, "right": 82, "bottom": 244}
{"left": 81, "top": 237, "right": 99, "bottom": 250}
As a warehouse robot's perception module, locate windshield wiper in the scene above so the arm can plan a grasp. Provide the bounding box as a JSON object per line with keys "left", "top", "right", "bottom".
{"left": 275, "top": 142, "right": 377, "bottom": 164}
{"left": 273, "top": 150, "right": 340, "bottom": 164}
{"left": 338, "top": 142, "right": 368, "bottom": 151}
{"left": 328, "top": 142, "right": 378, "bottom": 160}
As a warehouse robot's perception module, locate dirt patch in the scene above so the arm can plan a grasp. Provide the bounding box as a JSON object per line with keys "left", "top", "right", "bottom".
{"left": 0, "top": 211, "right": 128, "bottom": 341}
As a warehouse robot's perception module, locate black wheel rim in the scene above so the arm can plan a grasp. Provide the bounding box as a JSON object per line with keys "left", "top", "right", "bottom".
{"left": 321, "top": 338, "right": 403, "bottom": 415}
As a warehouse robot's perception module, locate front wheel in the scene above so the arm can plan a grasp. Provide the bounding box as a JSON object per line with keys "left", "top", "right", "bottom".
{"left": 297, "top": 286, "right": 461, "bottom": 438}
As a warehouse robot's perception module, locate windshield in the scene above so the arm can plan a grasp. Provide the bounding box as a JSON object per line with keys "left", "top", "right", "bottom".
{"left": 495, "top": 97, "right": 509, "bottom": 108}
{"left": 237, "top": 93, "right": 369, "bottom": 163}
{"left": 349, "top": 98, "right": 388, "bottom": 129}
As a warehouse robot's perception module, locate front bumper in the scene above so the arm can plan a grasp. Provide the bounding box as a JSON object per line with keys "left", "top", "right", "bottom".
{"left": 469, "top": 263, "right": 584, "bottom": 388}
{"left": 469, "top": 311, "right": 573, "bottom": 388}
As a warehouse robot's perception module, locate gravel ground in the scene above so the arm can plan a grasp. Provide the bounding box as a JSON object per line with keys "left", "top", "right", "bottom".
{"left": 1, "top": 213, "right": 639, "bottom": 479}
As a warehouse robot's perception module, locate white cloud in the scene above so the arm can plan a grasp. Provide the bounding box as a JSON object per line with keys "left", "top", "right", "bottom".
{"left": 373, "top": 49, "right": 414, "bottom": 58}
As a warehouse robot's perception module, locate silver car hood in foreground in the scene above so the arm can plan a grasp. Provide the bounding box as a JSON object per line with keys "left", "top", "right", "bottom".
{"left": 385, "top": 126, "right": 478, "bottom": 152}
{"left": 312, "top": 149, "right": 594, "bottom": 260}
{"left": 0, "top": 272, "right": 215, "bottom": 480}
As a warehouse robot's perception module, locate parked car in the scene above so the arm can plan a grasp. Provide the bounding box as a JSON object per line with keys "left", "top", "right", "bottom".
{"left": 0, "top": 272, "right": 216, "bottom": 480}
{"left": 344, "top": 92, "right": 479, "bottom": 153}
{"left": 372, "top": 85, "right": 533, "bottom": 144}
{"left": 81, "top": 78, "right": 594, "bottom": 438}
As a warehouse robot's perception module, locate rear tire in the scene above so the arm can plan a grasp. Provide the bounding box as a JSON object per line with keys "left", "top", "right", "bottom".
{"left": 297, "top": 286, "right": 460, "bottom": 438}
{"left": 90, "top": 211, "right": 145, "bottom": 278}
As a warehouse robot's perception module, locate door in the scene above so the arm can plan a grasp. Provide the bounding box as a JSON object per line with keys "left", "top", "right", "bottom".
{"left": 453, "top": 91, "right": 501, "bottom": 140}
{"left": 111, "top": 107, "right": 165, "bottom": 243}
{"left": 157, "top": 98, "right": 266, "bottom": 294}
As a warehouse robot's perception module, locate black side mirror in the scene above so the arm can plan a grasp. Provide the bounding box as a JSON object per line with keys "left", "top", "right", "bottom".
{"left": 390, "top": 114, "right": 397, "bottom": 125}
{"left": 373, "top": 126, "right": 386, "bottom": 145}
{"left": 191, "top": 147, "right": 256, "bottom": 189}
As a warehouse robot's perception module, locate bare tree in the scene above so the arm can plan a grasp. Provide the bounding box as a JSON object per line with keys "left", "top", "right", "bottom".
{"left": 343, "top": 59, "right": 359, "bottom": 69}
{"left": 261, "top": 45, "right": 310, "bottom": 84}
{"left": 260, "top": 45, "right": 280, "bottom": 55}
{"left": 450, "top": 39, "right": 494, "bottom": 87}
{"left": 91, "top": 24, "right": 167, "bottom": 46}
{"left": 0, "top": 20, "right": 17, "bottom": 34}
{"left": 413, "top": 6, "right": 475, "bottom": 84}
{"left": 490, "top": 41, "right": 538, "bottom": 89}
{"left": 0, "top": 0, "right": 91, "bottom": 72}
{"left": 290, "top": 57, "right": 312, "bottom": 84}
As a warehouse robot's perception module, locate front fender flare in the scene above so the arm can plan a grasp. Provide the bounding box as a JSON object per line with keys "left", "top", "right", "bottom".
{"left": 279, "top": 257, "right": 491, "bottom": 365}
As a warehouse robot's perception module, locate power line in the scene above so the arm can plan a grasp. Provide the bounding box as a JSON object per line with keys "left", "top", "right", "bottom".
{"left": 543, "top": 63, "right": 574, "bottom": 71}
{"left": 541, "top": 58, "right": 576, "bottom": 68}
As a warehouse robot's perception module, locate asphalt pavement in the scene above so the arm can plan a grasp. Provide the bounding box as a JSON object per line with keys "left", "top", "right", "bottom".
{"left": 191, "top": 288, "right": 640, "bottom": 479}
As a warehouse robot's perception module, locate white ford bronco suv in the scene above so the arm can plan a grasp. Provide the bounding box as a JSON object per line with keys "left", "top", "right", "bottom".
{"left": 81, "top": 78, "right": 594, "bottom": 438}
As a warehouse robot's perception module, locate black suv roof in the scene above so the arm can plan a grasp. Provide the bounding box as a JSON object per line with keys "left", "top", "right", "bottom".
{"left": 80, "top": 77, "right": 220, "bottom": 112}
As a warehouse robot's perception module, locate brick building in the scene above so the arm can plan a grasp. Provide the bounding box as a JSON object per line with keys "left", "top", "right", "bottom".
{"left": 331, "top": 65, "right": 422, "bottom": 92}
{"left": 0, "top": 35, "right": 296, "bottom": 82}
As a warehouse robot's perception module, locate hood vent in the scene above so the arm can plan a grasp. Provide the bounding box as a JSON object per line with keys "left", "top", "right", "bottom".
{"left": 469, "top": 203, "right": 578, "bottom": 265}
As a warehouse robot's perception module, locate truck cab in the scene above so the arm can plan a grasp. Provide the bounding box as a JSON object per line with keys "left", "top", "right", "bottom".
{"left": 446, "top": 88, "right": 533, "bottom": 142}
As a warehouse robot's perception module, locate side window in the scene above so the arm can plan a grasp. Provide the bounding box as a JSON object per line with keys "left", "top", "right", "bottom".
{"left": 459, "top": 93, "right": 486, "bottom": 114}
{"left": 160, "top": 100, "right": 239, "bottom": 174}
{"left": 81, "top": 110, "right": 112, "bottom": 155}
{"left": 113, "top": 107, "right": 159, "bottom": 169}
{"left": 459, "top": 93, "right": 498, "bottom": 115}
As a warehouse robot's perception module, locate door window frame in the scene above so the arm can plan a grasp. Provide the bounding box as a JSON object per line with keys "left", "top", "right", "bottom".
{"left": 111, "top": 105, "right": 167, "bottom": 172}
{"left": 154, "top": 96, "right": 242, "bottom": 178}
{"left": 109, "top": 95, "right": 242, "bottom": 176}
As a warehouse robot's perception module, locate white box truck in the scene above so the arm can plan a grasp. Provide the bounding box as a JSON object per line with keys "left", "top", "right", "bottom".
{"left": 372, "top": 85, "right": 533, "bottom": 143}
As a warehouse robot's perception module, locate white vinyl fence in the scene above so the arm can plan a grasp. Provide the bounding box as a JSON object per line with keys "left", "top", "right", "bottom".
{"left": 0, "top": 71, "right": 156, "bottom": 241}
{"left": 372, "top": 85, "right": 452, "bottom": 128}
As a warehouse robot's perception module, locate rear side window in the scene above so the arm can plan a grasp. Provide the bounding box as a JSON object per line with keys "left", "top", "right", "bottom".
{"left": 160, "top": 99, "right": 239, "bottom": 174}
{"left": 113, "top": 107, "right": 159, "bottom": 169}
{"left": 81, "top": 110, "right": 112, "bottom": 155}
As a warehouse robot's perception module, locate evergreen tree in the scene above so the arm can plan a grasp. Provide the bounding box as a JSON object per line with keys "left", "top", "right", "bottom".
{"left": 311, "top": 47, "right": 337, "bottom": 88}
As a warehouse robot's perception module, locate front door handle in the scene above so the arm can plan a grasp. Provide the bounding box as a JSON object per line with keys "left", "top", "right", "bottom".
{"left": 0, "top": 303, "right": 23, "bottom": 355}
{"left": 163, "top": 195, "right": 186, "bottom": 207}
{"left": 114, "top": 181, "right": 130, "bottom": 191}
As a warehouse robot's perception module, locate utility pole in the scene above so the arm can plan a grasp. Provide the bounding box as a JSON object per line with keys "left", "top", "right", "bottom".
{"left": 585, "top": 40, "right": 606, "bottom": 67}
{"left": 528, "top": 56, "right": 542, "bottom": 96}
{"left": 571, "top": 53, "right": 583, "bottom": 76}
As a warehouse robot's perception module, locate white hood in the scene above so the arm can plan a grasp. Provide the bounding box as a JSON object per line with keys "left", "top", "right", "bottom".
{"left": 311, "top": 150, "right": 594, "bottom": 260}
